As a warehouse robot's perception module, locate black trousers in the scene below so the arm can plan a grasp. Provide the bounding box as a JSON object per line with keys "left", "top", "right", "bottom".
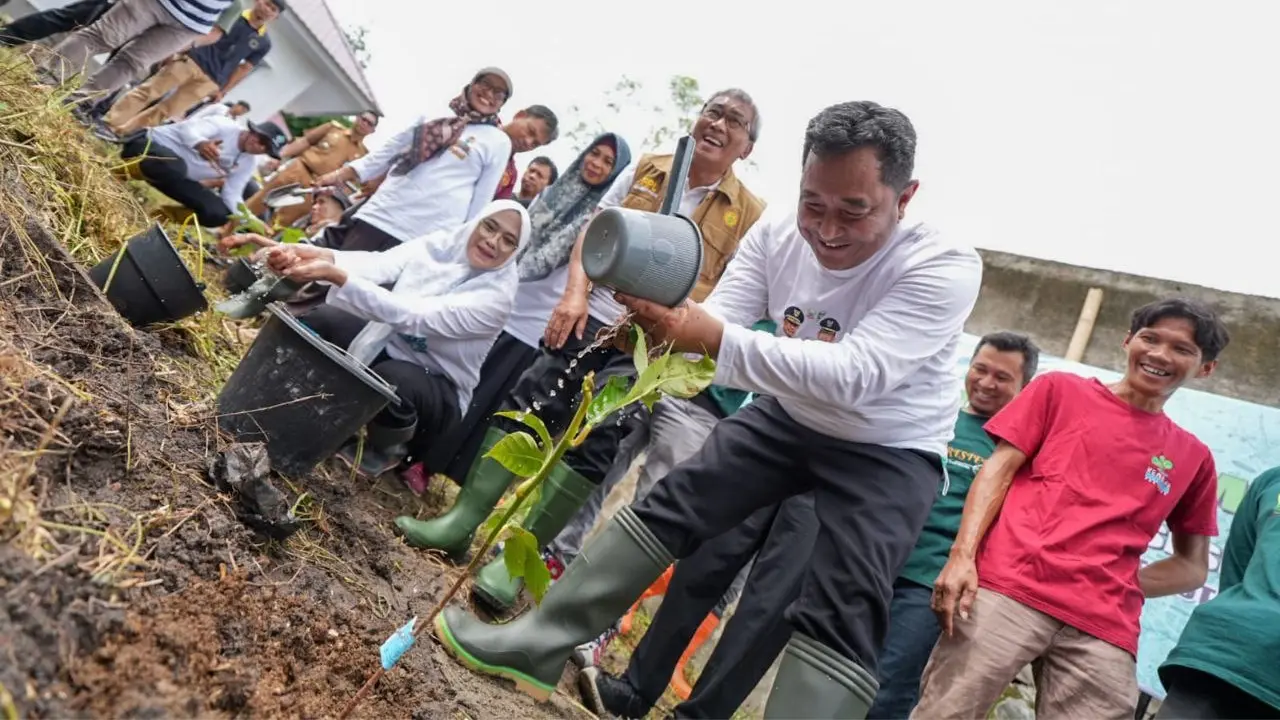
{"left": 301, "top": 306, "right": 459, "bottom": 459}
{"left": 425, "top": 330, "right": 539, "bottom": 481}
{"left": 0, "top": 0, "right": 109, "bottom": 47}
{"left": 561, "top": 350, "right": 643, "bottom": 484}
{"left": 313, "top": 217, "right": 401, "bottom": 253}
{"left": 120, "top": 135, "right": 230, "bottom": 227}
{"left": 490, "top": 316, "right": 623, "bottom": 441}
{"left": 633, "top": 396, "right": 941, "bottom": 672}
{"left": 626, "top": 493, "right": 818, "bottom": 719}
{"left": 1156, "top": 667, "right": 1280, "bottom": 720}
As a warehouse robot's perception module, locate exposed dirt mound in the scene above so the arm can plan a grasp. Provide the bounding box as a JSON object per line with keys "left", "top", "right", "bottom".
{"left": 0, "top": 65, "right": 586, "bottom": 718}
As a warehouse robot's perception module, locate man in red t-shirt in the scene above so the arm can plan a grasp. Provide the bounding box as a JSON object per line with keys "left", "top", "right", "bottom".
{"left": 913, "top": 298, "right": 1231, "bottom": 720}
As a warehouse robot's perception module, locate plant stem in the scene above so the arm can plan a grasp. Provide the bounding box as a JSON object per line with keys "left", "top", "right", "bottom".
{"left": 338, "top": 379, "right": 596, "bottom": 719}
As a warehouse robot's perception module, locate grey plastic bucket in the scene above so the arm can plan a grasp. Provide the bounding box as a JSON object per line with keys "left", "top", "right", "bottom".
{"left": 580, "top": 207, "right": 703, "bottom": 308}
{"left": 88, "top": 224, "right": 208, "bottom": 326}
{"left": 217, "top": 303, "right": 400, "bottom": 476}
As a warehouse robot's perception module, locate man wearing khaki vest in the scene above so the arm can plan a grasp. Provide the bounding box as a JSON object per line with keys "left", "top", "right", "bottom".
{"left": 244, "top": 111, "right": 377, "bottom": 227}
{"left": 396, "top": 89, "right": 767, "bottom": 606}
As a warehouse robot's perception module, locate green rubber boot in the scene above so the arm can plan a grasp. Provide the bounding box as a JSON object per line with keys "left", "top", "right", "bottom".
{"left": 472, "top": 461, "right": 596, "bottom": 612}
{"left": 435, "top": 506, "right": 673, "bottom": 702}
{"left": 763, "top": 632, "right": 879, "bottom": 719}
{"left": 394, "top": 427, "right": 513, "bottom": 562}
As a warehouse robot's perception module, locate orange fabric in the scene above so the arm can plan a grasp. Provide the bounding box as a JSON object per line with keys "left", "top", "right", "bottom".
{"left": 671, "top": 613, "right": 720, "bottom": 701}
{"left": 621, "top": 564, "right": 673, "bottom": 635}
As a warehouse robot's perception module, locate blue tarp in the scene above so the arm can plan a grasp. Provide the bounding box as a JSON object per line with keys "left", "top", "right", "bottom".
{"left": 954, "top": 334, "right": 1280, "bottom": 698}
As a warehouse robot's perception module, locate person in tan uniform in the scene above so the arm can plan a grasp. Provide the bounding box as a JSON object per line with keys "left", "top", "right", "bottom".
{"left": 103, "top": 0, "right": 283, "bottom": 136}
{"left": 245, "top": 111, "right": 378, "bottom": 227}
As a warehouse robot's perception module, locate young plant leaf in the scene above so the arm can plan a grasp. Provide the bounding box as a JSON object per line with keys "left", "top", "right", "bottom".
{"left": 631, "top": 325, "right": 649, "bottom": 375}
{"left": 657, "top": 353, "right": 716, "bottom": 398}
{"left": 585, "top": 374, "right": 632, "bottom": 427}
{"left": 277, "top": 226, "right": 307, "bottom": 244}
{"left": 484, "top": 431, "right": 545, "bottom": 477}
{"left": 502, "top": 526, "right": 552, "bottom": 603}
{"left": 494, "top": 409, "right": 553, "bottom": 456}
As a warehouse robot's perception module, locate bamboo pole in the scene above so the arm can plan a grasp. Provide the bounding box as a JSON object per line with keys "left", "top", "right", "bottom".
{"left": 1065, "top": 287, "right": 1105, "bottom": 362}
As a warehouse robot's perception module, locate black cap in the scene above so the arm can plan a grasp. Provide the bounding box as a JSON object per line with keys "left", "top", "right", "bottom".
{"left": 819, "top": 317, "right": 841, "bottom": 331}
{"left": 247, "top": 120, "right": 288, "bottom": 158}
{"left": 784, "top": 306, "right": 804, "bottom": 324}
{"left": 270, "top": 0, "right": 288, "bottom": 13}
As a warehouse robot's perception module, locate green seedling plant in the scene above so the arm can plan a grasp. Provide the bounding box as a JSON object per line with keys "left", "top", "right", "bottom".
{"left": 224, "top": 204, "right": 306, "bottom": 257}
{"left": 339, "top": 329, "right": 715, "bottom": 717}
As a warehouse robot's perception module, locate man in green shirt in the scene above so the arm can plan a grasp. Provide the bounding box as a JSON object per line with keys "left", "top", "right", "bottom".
{"left": 868, "top": 330, "right": 1039, "bottom": 718}
{"left": 1156, "top": 466, "right": 1280, "bottom": 719}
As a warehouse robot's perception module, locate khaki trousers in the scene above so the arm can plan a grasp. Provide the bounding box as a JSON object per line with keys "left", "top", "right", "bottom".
{"left": 244, "top": 160, "right": 316, "bottom": 227}
{"left": 911, "top": 588, "right": 1138, "bottom": 720}
{"left": 105, "top": 56, "right": 218, "bottom": 135}
{"left": 42, "top": 0, "right": 198, "bottom": 94}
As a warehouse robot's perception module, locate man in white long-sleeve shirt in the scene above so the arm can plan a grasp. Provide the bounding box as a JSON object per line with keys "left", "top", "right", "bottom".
{"left": 312, "top": 69, "right": 520, "bottom": 253}
{"left": 433, "top": 101, "right": 984, "bottom": 720}
{"left": 121, "top": 114, "right": 286, "bottom": 227}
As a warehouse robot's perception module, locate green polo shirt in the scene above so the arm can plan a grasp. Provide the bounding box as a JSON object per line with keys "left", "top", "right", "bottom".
{"left": 1160, "top": 467, "right": 1280, "bottom": 711}
{"left": 898, "top": 410, "right": 996, "bottom": 588}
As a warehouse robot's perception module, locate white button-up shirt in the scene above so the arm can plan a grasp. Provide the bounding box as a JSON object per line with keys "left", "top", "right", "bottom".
{"left": 148, "top": 115, "right": 258, "bottom": 212}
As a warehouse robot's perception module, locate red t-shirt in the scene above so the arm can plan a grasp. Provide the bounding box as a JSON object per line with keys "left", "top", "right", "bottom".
{"left": 978, "top": 372, "right": 1219, "bottom": 655}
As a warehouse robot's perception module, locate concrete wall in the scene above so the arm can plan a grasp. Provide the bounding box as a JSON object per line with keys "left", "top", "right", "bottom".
{"left": 967, "top": 249, "right": 1280, "bottom": 407}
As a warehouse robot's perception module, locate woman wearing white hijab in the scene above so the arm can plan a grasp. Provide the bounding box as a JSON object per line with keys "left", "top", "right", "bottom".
{"left": 264, "top": 199, "right": 530, "bottom": 475}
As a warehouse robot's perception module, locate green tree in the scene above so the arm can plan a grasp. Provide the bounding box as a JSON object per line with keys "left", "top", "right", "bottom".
{"left": 343, "top": 25, "right": 372, "bottom": 70}
{"left": 280, "top": 113, "right": 351, "bottom": 139}
{"left": 564, "top": 74, "right": 706, "bottom": 155}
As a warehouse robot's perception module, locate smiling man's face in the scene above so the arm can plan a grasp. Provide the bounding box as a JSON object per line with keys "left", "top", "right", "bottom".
{"left": 689, "top": 94, "right": 754, "bottom": 173}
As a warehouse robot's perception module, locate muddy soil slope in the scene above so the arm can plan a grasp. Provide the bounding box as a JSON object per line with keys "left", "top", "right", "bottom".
{"left": 0, "top": 115, "right": 587, "bottom": 719}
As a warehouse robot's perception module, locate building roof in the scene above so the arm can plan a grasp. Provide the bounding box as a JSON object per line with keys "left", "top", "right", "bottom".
{"left": 282, "top": 0, "right": 380, "bottom": 114}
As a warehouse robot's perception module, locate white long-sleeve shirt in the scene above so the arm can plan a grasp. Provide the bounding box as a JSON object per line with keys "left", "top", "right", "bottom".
{"left": 704, "top": 212, "right": 983, "bottom": 456}
{"left": 325, "top": 243, "right": 515, "bottom": 413}
{"left": 348, "top": 118, "right": 511, "bottom": 243}
{"left": 148, "top": 115, "right": 257, "bottom": 213}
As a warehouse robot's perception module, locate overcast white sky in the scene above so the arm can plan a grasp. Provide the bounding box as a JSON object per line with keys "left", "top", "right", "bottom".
{"left": 327, "top": 0, "right": 1279, "bottom": 299}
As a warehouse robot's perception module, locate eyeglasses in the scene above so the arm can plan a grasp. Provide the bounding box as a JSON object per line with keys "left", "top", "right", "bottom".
{"left": 473, "top": 78, "right": 509, "bottom": 102}
{"left": 701, "top": 105, "right": 750, "bottom": 134}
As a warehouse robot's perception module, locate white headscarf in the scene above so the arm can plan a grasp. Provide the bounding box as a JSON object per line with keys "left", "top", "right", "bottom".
{"left": 340, "top": 199, "right": 531, "bottom": 366}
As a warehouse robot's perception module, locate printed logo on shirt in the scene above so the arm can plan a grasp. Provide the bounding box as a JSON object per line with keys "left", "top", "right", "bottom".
{"left": 449, "top": 137, "right": 476, "bottom": 160}
{"left": 723, "top": 209, "right": 739, "bottom": 228}
{"left": 1145, "top": 455, "right": 1175, "bottom": 496}
{"left": 399, "top": 333, "right": 429, "bottom": 353}
{"left": 779, "top": 307, "right": 844, "bottom": 342}
{"left": 631, "top": 175, "right": 661, "bottom": 199}
{"left": 946, "top": 446, "right": 986, "bottom": 475}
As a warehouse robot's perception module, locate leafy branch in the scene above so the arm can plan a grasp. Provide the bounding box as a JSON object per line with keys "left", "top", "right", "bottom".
{"left": 338, "top": 333, "right": 715, "bottom": 717}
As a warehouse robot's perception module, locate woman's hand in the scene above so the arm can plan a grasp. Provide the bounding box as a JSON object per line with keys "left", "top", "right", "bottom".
{"left": 265, "top": 245, "right": 336, "bottom": 276}
{"left": 544, "top": 289, "right": 590, "bottom": 350}
{"left": 218, "top": 232, "right": 273, "bottom": 255}
{"left": 281, "top": 258, "right": 346, "bottom": 286}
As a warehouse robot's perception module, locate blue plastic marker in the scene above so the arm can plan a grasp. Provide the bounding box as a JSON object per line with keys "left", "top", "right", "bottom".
{"left": 379, "top": 616, "right": 417, "bottom": 670}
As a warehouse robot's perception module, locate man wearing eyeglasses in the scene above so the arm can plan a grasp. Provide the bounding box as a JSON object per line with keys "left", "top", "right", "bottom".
{"left": 401, "top": 88, "right": 770, "bottom": 621}
{"left": 244, "top": 111, "right": 379, "bottom": 227}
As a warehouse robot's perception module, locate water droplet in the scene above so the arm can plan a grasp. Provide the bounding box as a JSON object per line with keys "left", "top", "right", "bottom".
{"left": 532, "top": 401, "right": 542, "bottom": 412}
{"left": 548, "top": 391, "right": 557, "bottom": 398}
{"left": 568, "top": 360, "right": 578, "bottom": 370}
{"left": 556, "top": 378, "right": 565, "bottom": 389}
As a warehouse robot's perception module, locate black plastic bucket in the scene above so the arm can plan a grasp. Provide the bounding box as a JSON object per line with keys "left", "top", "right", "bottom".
{"left": 217, "top": 303, "right": 400, "bottom": 477}
{"left": 88, "top": 224, "right": 208, "bottom": 326}
{"left": 222, "top": 258, "right": 259, "bottom": 294}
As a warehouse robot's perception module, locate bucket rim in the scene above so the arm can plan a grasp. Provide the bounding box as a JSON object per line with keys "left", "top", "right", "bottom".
{"left": 665, "top": 212, "right": 703, "bottom": 307}
{"left": 265, "top": 303, "right": 401, "bottom": 403}
{"left": 136, "top": 223, "right": 204, "bottom": 304}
